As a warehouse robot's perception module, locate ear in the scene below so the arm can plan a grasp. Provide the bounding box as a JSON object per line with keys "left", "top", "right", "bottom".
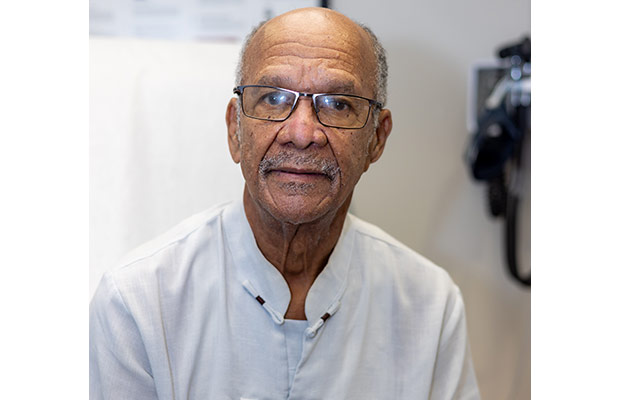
{"left": 365, "top": 109, "right": 393, "bottom": 170}
{"left": 225, "top": 98, "right": 241, "bottom": 164}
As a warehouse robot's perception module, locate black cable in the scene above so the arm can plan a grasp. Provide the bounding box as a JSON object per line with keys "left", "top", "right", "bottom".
{"left": 505, "top": 186, "right": 530, "bottom": 286}
{"left": 488, "top": 174, "right": 507, "bottom": 217}
{"left": 505, "top": 105, "right": 530, "bottom": 287}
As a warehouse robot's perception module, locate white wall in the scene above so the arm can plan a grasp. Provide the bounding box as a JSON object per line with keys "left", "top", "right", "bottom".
{"left": 89, "top": 38, "right": 245, "bottom": 297}
{"left": 331, "top": 1, "right": 531, "bottom": 399}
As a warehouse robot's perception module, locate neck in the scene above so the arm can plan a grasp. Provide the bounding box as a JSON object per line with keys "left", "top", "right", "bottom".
{"left": 243, "top": 188, "right": 351, "bottom": 319}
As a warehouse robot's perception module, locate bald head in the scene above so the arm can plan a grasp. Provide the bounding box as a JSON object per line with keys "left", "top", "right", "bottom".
{"left": 235, "top": 8, "right": 388, "bottom": 106}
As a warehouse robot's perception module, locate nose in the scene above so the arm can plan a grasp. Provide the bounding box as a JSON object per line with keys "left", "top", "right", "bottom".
{"left": 275, "top": 97, "right": 328, "bottom": 149}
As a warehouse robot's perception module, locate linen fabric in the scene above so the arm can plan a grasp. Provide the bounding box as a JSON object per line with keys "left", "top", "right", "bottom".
{"left": 283, "top": 319, "right": 308, "bottom": 390}
{"left": 90, "top": 200, "right": 480, "bottom": 399}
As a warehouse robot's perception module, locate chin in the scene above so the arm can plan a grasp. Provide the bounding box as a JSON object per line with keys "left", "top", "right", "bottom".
{"left": 252, "top": 176, "right": 342, "bottom": 224}
{"left": 264, "top": 196, "right": 334, "bottom": 225}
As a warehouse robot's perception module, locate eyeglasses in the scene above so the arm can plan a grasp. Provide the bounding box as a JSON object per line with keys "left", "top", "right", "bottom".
{"left": 233, "top": 85, "right": 382, "bottom": 130}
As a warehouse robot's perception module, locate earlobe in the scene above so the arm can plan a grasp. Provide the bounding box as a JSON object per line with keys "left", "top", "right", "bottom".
{"left": 225, "top": 98, "right": 241, "bottom": 164}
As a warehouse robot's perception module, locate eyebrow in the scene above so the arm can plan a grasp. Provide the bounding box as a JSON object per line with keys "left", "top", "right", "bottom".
{"left": 256, "top": 75, "right": 357, "bottom": 94}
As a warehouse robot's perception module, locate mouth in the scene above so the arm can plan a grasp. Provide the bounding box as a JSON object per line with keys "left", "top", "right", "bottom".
{"left": 271, "top": 166, "right": 327, "bottom": 176}
{"left": 268, "top": 167, "right": 330, "bottom": 184}
{"left": 259, "top": 153, "right": 340, "bottom": 182}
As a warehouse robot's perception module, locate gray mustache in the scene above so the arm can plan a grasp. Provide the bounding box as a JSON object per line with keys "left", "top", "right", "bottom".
{"left": 259, "top": 152, "right": 340, "bottom": 181}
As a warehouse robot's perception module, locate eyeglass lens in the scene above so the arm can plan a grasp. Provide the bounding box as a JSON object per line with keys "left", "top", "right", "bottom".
{"left": 241, "top": 86, "right": 371, "bottom": 129}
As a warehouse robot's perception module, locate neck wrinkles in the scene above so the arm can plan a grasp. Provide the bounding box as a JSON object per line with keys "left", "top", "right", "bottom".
{"left": 243, "top": 188, "right": 350, "bottom": 283}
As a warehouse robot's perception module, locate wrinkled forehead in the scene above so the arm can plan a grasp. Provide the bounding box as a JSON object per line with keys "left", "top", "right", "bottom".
{"left": 243, "top": 9, "right": 376, "bottom": 95}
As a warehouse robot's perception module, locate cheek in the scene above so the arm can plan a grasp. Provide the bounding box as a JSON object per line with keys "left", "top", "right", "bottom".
{"left": 237, "top": 129, "right": 258, "bottom": 178}
{"left": 238, "top": 125, "right": 274, "bottom": 176}
{"left": 332, "top": 135, "right": 372, "bottom": 185}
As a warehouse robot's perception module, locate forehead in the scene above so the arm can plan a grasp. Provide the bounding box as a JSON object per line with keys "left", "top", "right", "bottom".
{"left": 244, "top": 11, "right": 376, "bottom": 95}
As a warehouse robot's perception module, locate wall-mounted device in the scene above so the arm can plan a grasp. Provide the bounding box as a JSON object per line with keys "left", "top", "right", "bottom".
{"left": 466, "top": 37, "right": 531, "bottom": 287}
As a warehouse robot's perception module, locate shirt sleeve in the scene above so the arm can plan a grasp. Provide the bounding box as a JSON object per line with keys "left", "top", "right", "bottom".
{"left": 90, "top": 272, "right": 159, "bottom": 400}
{"left": 429, "top": 286, "right": 481, "bottom": 400}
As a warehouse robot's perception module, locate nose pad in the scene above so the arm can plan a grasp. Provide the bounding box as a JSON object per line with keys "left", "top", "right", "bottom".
{"left": 291, "top": 95, "right": 318, "bottom": 122}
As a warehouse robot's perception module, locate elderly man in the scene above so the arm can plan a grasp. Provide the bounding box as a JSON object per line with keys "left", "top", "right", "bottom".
{"left": 90, "top": 7, "right": 480, "bottom": 400}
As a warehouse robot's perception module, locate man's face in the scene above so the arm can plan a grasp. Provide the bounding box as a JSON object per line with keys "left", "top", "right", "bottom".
{"left": 226, "top": 10, "right": 391, "bottom": 225}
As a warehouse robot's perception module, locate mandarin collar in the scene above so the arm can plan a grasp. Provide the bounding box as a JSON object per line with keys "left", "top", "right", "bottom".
{"left": 222, "top": 199, "right": 354, "bottom": 324}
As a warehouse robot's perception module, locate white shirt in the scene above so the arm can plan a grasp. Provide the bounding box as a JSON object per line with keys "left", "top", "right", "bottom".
{"left": 283, "top": 319, "right": 308, "bottom": 391}
{"left": 90, "top": 200, "right": 480, "bottom": 399}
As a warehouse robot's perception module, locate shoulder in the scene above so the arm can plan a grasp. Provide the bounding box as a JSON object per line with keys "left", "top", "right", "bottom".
{"left": 119, "top": 202, "right": 231, "bottom": 267}
{"left": 347, "top": 214, "right": 458, "bottom": 297}
{"left": 99, "top": 202, "right": 232, "bottom": 299}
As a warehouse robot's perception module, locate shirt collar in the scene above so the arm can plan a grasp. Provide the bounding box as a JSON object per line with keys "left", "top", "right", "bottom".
{"left": 222, "top": 199, "right": 354, "bottom": 324}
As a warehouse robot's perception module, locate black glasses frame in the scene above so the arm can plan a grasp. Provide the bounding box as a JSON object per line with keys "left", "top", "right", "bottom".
{"left": 233, "top": 85, "right": 383, "bottom": 130}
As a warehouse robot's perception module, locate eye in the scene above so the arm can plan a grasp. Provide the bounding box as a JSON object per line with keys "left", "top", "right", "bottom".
{"left": 262, "top": 92, "right": 290, "bottom": 106}
{"left": 320, "top": 96, "right": 351, "bottom": 112}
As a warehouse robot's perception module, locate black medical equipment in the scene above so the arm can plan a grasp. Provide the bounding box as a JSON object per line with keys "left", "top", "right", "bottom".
{"left": 466, "top": 37, "right": 531, "bottom": 287}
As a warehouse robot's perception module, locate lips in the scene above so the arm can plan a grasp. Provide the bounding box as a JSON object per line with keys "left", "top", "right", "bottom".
{"left": 270, "top": 166, "right": 326, "bottom": 176}
{"left": 268, "top": 168, "right": 330, "bottom": 185}
{"left": 267, "top": 166, "right": 334, "bottom": 184}
{"left": 258, "top": 152, "right": 340, "bottom": 181}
